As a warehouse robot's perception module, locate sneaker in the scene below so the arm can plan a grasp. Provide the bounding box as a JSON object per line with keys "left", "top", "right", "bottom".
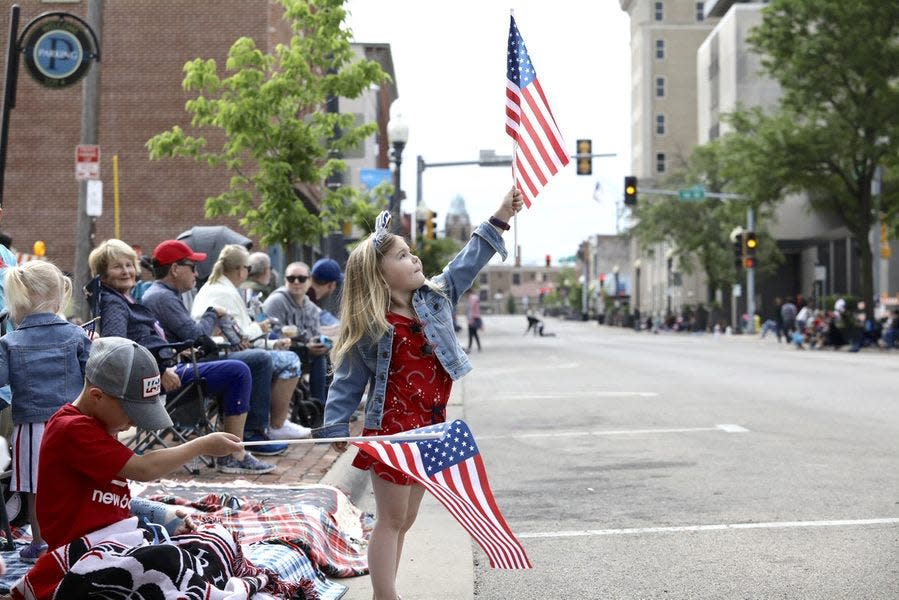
{"left": 216, "top": 452, "right": 276, "bottom": 475}
{"left": 19, "top": 541, "right": 47, "bottom": 563}
{"left": 269, "top": 420, "right": 312, "bottom": 440}
{"left": 243, "top": 432, "right": 288, "bottom": 456}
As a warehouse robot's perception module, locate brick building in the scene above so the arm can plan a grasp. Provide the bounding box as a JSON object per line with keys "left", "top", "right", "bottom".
{"left": 0, "top": 1, "right": 395, "bottom": 272}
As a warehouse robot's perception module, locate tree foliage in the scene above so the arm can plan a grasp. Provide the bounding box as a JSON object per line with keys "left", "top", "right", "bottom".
{"left": 718, "top": 0, "right": 899, "bottom": 318}
{"left": 146, "top": 0, "right": 390, "bottom": 249}
{"left": 414, "top": 237, "right": 463, "bottom": 281}
{"left": 629, "top": 140, "right": 782, "bottom": 296}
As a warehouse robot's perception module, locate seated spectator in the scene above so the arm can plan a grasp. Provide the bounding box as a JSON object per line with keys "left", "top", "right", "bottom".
{"left": 88, "top": 239, "right": 274, "bottom": 474}
{"left": 141, "top": 240, "right": 288, "bottom": 457}
{"left": 263, "top": 262, "right": 330, "bottom": 406}
{"left": 309, "top": 257, "right": 343, "bottom": 336}
{"left": 240, "top": 251, "right": 276, "bottom": 303}
{"left": 191, "top": 245, "right": 309, "bottom": 440}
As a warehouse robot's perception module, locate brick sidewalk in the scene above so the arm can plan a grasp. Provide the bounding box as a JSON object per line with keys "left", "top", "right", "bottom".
{"left": 159, "top": 419, "right": 364, "bottom": 486}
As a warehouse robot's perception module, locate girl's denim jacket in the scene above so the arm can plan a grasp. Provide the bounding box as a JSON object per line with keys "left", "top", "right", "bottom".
{"left": 316, "top": 221, "right": 508, "bottom": 439}
{"left": 0, "top": 313, "right": 91, "bottom": 424}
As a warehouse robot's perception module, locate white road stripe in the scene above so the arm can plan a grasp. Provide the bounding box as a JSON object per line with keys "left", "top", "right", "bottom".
{"left": 519, "top": 518, "right": 899, "bottom": 539}
{"left": 479, "top": 424, "right": 749, "bottom": 441}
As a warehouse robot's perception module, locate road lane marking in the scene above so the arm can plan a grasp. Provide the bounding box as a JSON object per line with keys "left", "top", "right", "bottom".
{"left": 519, "top": 517, "right": 899, "bottom": 539}
{"left": 478, "top": 424, "right": 749, "bottom": 440}
{"left": 716, "top": 423, "right": 749, "bottom": 433}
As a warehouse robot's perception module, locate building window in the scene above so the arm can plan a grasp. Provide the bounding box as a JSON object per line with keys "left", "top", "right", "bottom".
{"left": 654, "top": 1, "right": 664, "bottom": 21}
{"left": 656, "top": 114, "right": 666, "bottom": 135}
{"left": 479, "top": 273, "right": 487, "bottom": 285}
{"left": 655, "top": 77, "right": 665, "bottom": 97}
{"left": 529, "top": 272, "right": 536, "bottom": 281}
{"left": 479, "top": 289, "right": 488, "bottom": 302}
{"left": 512, "top": 273, "right": 521, "bottom": 285}
{"left": 655, "top": 39, "right": 665, "bottom": 60}
{"left": 696, "top": 2, "right": 704, "bottom": 21}
{"left": 656, "top": 152, "right": 667, "bottom": 174}
{"left": 709, "top": 122, "right": 720, "bottom": 140}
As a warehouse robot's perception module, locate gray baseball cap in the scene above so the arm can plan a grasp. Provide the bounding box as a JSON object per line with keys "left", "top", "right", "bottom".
{"left": 86, "top": 337, "right": 173, "bottom": 430}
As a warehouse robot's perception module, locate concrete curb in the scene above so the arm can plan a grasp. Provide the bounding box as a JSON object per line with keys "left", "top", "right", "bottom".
{"left": 318, "top": 440, "right": 370, "bottom": 505}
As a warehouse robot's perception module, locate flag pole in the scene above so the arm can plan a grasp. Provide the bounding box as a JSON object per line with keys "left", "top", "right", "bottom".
{"left": 241, "top": 431, "right": 443, "bottom": 447}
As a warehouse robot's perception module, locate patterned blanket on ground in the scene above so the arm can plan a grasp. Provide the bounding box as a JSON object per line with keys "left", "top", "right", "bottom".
{"left": 148, "top": 485, "right": 370, "bottom": 578}
{"left": 11, "top": 518, "right": 309, "bottom": 600}
{"left": 2, "top": 483, "right": 370, "bottom": 599}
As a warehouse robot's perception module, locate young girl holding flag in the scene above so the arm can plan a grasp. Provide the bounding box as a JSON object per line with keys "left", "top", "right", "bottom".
{"left": 316, "top": 187, "right": 522, "bottom": 600}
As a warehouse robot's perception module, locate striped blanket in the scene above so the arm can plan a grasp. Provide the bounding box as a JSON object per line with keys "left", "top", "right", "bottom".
{"left": 149, "top": 486, "right": 370, "bottom": 578}
{"left": 12, "top": 518, "right": 309, "bottom": 600}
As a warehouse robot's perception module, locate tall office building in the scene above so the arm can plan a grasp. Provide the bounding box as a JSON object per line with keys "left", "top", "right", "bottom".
{"left": 618, "top": 1, "right": 717, "bottom": 318}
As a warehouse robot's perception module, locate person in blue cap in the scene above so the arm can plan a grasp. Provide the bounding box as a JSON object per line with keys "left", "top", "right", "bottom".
{"left": 309, "top": 258, "right": 343, "bottom": 333}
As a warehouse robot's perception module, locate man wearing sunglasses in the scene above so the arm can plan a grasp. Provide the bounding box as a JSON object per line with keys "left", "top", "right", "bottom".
{"left": 141, "top": 240, "right": 288, "bottom": 457}
{"left": 262, "top": 262, "right": 330, "bottom": 407}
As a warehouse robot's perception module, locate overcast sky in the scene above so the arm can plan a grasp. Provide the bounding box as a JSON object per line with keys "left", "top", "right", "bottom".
{"left": 345, "top": 1, "right": 632, "bottom": 265}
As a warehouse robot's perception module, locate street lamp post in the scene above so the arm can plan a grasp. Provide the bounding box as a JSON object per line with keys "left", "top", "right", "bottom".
{"left": 387, "top": 111, "right": 409, "bottom": 234}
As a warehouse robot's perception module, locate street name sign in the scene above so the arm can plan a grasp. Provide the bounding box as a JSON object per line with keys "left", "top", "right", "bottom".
{"left": 678, "top": 185, "right": 706, "bottom": 201}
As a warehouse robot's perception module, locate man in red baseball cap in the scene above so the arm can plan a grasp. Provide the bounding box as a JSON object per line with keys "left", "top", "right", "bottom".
{"left": 142, "top": 240, "right": 289, "bottom": 458}
{"left": 152, "top": 240, "right": 207, "bottom": 266}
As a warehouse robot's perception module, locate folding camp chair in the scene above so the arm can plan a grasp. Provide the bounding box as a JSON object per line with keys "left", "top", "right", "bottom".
{"left": 84, "top": 277, "right": 221, "bottom": 475}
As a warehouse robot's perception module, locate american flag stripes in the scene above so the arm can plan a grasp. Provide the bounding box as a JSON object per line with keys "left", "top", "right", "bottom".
{"left": 353, "top": 420, "right": 532, "bottom": 569}
{"left": 505, "top": 15, "right": 570, "bottom": 208}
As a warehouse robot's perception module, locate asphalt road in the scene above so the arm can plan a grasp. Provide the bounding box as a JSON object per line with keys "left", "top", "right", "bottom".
{"left": 462, "top": 315, "right": 899, "bottom": 600}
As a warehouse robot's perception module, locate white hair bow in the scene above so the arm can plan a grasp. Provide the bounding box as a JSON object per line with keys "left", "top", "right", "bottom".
{"left": 372, "top": 210, "right": 392, "bottom": 249}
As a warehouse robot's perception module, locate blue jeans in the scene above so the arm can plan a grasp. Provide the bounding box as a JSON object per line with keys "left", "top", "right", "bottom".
{"left": 174, "top": 359, "right": 250, "bottom": 416}
{"left": 309, "top": 353, "right": 328, "bottom": 405}
{"left": 223, "top": 348, "right": 274, "bottom": 435}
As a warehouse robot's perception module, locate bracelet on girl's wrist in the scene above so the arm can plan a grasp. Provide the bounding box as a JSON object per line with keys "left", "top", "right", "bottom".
{"left": 489, "top": 216, "right": 511, "bottom": 231}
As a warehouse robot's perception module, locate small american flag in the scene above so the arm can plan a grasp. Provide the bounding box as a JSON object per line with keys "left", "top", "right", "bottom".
{"left": 353, "top": 420, "right": 532, "bottom": 569}
{"left": 506, "top": 14, "right": 570, "bottom": 208}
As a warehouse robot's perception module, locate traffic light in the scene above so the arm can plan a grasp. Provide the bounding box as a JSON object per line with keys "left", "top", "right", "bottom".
{"left": 425, "top": 210, "right": 437, "bottom": 240}
{"left": 743, "top": 232, "right": 757, "bottom": 269}
{"left": 545, "top": 254, "right": 551, "bottom": 268}
{"left": 624, "top": 176, "right": 637, "bottom": 206}
{"left": 733, "top": 233, "right": 744, "bottom": 270}
{"left": 576, "top": 139, "right": 592, "bottom": 175}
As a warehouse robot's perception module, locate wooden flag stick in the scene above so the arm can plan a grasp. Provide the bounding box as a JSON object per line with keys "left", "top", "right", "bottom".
{"left": 241, "top": 431, "right": 443, "bottom": 447}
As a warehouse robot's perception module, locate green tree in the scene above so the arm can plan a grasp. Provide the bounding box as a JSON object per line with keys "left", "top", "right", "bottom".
{"left": 719, "top": 0, "right": 899, "bottom": 320}
{"left": 146, "top": 0, "right": 389, "bottom": 249}
{"left": 629, "top": 141, "right": 782, "bottom": 301}
{"left": 414, "top": 237, "right": 463, "bottom": 279}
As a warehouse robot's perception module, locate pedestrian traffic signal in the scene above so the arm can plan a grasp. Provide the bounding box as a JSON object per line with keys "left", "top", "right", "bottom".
{"left": 743, "top": 232, "right": 757, "bottom": 269}
{"left": 733, "top": 233, "right": 744, "bottom": 270}
{"left": 545, "top": 254, "right": 551, "bottom": 268}
{"left": 624, "top": 176, "right": 637, "bottom": 206}
{"left": 576, "top": 139, "right": 592, "bottom": 175}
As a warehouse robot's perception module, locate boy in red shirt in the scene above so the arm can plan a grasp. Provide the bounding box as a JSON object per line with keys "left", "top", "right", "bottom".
{"left": 36, "top": 336, "right": 243, "bottom": 551}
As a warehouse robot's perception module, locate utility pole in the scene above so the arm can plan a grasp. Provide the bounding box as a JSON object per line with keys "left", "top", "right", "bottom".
{"left": 72, "top": 0, "right": 103, "bottom": 321}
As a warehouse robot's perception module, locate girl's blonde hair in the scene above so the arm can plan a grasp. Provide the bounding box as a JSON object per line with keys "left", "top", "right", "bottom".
{"left": 88, "top": 239, "right": 139, "bottom": 278}
{"left": 4, "top": 260, "right": 72, "bottom": 323}
{"left": 208, "top": 244, "right": 249, "bottom": 284}
{"left": 332, "top": 233, "right": 442, "bottom": 367}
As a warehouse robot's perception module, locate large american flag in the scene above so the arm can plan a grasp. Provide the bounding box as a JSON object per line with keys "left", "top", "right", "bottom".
{"left": 353, "top": 420, "right": 532, "bottom": 569}
{"left": 505, "top": 15, "right": 570, "bottom": 208}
